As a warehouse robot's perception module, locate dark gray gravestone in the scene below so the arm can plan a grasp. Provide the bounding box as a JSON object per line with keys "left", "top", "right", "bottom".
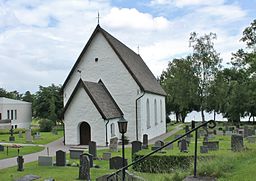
{"left": 26, "top": 129, "right": 32, "bottom": 143}
{"left": 56, "top": 150, "right": 66, "bottom": 166}
{"left": 109, "top": 137, "right": 118, "bottom": 152}
{"left": 0, "top": 145, "right": 4, "bottom": 151}
{"left": 151, "top": 140, "right": 164, "bottom": 151}
{"left": 185, "top": 125, "right": 190, "bottom": 137}
{"left": 247, "top": 136, "right": 256, "bottom": 143}
{"left": 131, "top": 141, "right": 142, "bottom": 155}
{"left": 109, "top": 156, "right": 128, "bottom": 169}
{"left": 79, "top": 154, "right": 90, "bottom": 180}
{"left": 84, "top": 153, "right": 93, "bottom": 168}
{"left": 203, "top": 141, "right": 219, "bottom": 151}
{"left": 179, "top": 139, "right": 188, "bottom": 152}
{"left": 17, "top": 156, "right": 24, "bottom": 171}
{"left": 142, "top": 134, "right": 148, "bottom": 149}
{"left": 102, "top": 152, "right": 111, "bottom": 160}
{"left": 231, "top": 134, "right": 244, "bottom": 152}
{"left": 244, "top": 126, "right": 249, "bottom": 138}
{"left": 89, "top": 141, "right": 97, "bottom": 159}
{"left": 15, "top": 175, "right": 40, "bottom": 181}
{"left": 200, "top": 146, "right": 208, "bottom": 154}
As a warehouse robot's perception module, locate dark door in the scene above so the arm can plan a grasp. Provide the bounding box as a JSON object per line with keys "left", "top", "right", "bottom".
{"left": 80, "top": 122, "right": 91, "bottom": 145}
{"left": 0, "top": 113, "right": 1, "bottom": 120}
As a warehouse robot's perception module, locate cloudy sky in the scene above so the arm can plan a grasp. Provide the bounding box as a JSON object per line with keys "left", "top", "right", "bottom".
{"left": 0, "top": 0, "right": 255, "bottom": 93}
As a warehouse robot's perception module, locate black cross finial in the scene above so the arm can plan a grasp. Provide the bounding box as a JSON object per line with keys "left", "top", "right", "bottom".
{"left": 97, "top": 11, "right": 100, "bottom": 25}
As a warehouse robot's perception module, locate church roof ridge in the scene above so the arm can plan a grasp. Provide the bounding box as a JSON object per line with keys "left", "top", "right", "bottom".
{"left": 62, "top": 25, "right": 166, "bottom": 96}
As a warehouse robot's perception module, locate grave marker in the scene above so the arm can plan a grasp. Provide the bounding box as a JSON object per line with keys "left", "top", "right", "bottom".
{"left": 109, "top": 137, "right": 118, "bottom": 152}
{"left": 26, "top": 129, "right": 32, "bottom": 143}
{"left": 89, "top": 141, "right": 97, "bottom": 159}
{"left": 17, "top": 156, "right": 24, "bottom": 171}
{"left": 109, "top": 156, "right": 127, "bottom": 169}
{"left": 142, "top": 134, "right": 148, "bottom": 149}
{"left": 56, "top": 150, "right": 66, "bottom": 166}
{"left": 79, "top": 154, "right": 91, "bottom": 180}
{"left": 0, "top": 145, "right": 4, "bottom": 152}
{"left": 131, "top": 141, "right": 142, "bottom": 155}
{"left": 102, "top": 152, "right": 111, "bottom": 160}
{"left": 231, "top": 134, "right": 244, "bottom": 152}
{"left": 179, "top": 139, "right": 188, "bottom": 152}
{"left": 38, "top": 156, "right": 53, "bottom": 166}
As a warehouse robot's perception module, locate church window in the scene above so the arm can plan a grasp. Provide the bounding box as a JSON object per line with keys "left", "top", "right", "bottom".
{"left": 110, "top": 123, "right": 115, "bottom": 137}
{"left": 95, "top": 58, "right": 98, "bottom": 62}
{"left": 146, "top": 99, "right": 151, "bottom": 129}
{"left": 11, "top": 110, "right": 13, "bottom": 120}
{"left": 0, "top": 113, "right": 2, "bottom": 120}
{"left": 160, "top": 100, "right": 163, "bottom": 123}
{"left": 15, "top": 110, "right": 17, "bottom": 120}
{"left": 7, "top": 110, "right": 10, "bottom": 119}
{"left": 154, "top": 99, "right": 157, "bottom": 125}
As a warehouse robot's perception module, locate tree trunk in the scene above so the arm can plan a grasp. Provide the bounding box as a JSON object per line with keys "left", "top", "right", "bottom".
{"left": 201, "top": 109, "right": 205, "bottom": 122}
{"left": 213, "top": 110, "right": 216, "bottom": 121}
{"left": 175, "top": 112, "right": 179, "bottom": 123}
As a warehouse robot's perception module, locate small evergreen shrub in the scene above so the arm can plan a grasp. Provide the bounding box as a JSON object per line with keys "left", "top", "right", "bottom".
{"left": 39, "top": 119, "right": 55, "bottom": 132}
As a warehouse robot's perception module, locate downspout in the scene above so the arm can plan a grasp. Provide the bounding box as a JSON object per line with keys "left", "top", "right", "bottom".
{"left": 105, "top": 119, "right": 109, "bottom": 147}
{"left": 135, "top": 91, "right": 145, "bottom": 141}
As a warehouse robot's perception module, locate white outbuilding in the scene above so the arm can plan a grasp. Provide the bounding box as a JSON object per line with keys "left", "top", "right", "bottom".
{"left": 0, "top": 97, "right": 32, "bottom": 129}
{"left": 62, "top": 25, "right": 166, "bottom": 146}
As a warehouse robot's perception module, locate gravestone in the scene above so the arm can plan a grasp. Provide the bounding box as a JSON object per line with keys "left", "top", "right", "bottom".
{"left": 84, "top": 153, "right": 93, "bottom": 168}
{"left": 248, "top": 128, "right": 254, "bottom": 136}
{"left": 15, "top": 175, "right": 40, "bottom": 181}
{"left": 231, "top": 134, "right": 244, "bottom": 152}
{"left": 216, "top": 130, "right": 223, "bottom": 136}
{"left": 18, "top": 131, "right": 23, "bottom": 138}
{"left": 9, "top": 128, "right": 15, "bottom": 141}
{"left": 89, "top": 141, "right": 97, "bottom": 159}
{"left": 131, "top": 141, "right": 142, "bottom": 156}
{"left": 33, "top": 132, "right": 40, "bottom": 140}
{"left": 79, "top": 154, "right": 90, "bottom": 180}
{"left": 0, "top": 145, "right": 4, "bottom": 151}
{"left": 70, "top": 149, "right": 84, "bottom": 159}
{"left": 200, "top": 146, "right": 208, "bottom": 154}
{"left": 26, "top": 129, "right": 32, "bottom": 143}
{"left": 225, "top": 131, "right": 233, "bottom": 136}
{"left": 203, "top": 141, "right": 219, "bottom": 151}
{"left": 109, "top": 156, "right": 128, "bottom": 169}
{"left": 109, "top": 137, "right": 118, "bottom": 152}
{"left": 38, "top": 156, "right": 53, "bottom": 166}
{"left": 142, "top": 134, "right": 148, "bottom": 149}
{"left": 179, "top": 139, "right": 188, "bottom": 152}
{"left": 247, "top": 136, "right": 256, "bottom": 143}
{"left": 17, "top": 156, "right": 24, "bottom": 171}
{"left": 56, "top": 150, "right": 66, "bottom": 166}
{"left": 151, "top": 140, "right": 164, "bottom": 151}
{"left": 102, "top": 152, "right": 111, "bottom": 160}
{"left": 165, "top": 143, "right": 173, "bottom": 150}
{"left": 185, "top": 125, "right": 190, "bottom": 137}
{"left": 244, "top": 126, "right": 249, "bottom": 137}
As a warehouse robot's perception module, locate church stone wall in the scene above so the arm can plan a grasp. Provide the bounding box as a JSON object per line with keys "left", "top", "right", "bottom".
{"left": 139, "top": 93, "right": 166, "bottom": 141}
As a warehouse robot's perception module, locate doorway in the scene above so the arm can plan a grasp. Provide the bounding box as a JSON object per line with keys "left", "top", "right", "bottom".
{"left": 80, "top": 122, "right": 91, "bottom": 145}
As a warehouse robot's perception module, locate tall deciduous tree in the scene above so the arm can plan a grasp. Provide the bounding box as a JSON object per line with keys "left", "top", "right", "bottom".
{"left": 189, "top": 32, "right": 222, "bottom": 122}
{"left": 160, "top": 57, "right": 199, "bottom": 122}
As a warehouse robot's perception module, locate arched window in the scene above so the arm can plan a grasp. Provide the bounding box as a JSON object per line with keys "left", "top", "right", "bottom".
{"left": 154, "top": 99, "right": 157, "bottom": 125}
{"left": 110, "top": 123, "right": 115, "bottom": 137}
{"left": 146, "top": 99, "right": 150, "bottom": 129}
{"left": 160, "top": 100, "right": 163, "bottom": 122}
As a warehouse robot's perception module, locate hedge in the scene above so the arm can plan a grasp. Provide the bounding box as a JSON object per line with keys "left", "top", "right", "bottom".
{"left": 132, "top": 154, "right": 194, "bottom": 173}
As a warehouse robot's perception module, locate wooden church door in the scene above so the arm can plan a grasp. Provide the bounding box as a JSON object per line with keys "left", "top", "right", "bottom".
{"left": 80, "top": 122, "right": 91, "bottom": 145}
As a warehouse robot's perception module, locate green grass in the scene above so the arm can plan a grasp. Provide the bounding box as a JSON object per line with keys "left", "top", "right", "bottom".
{"left": 0, "top": 146, "right": 44, "bottom": 160}
{"left": 0, "top": 131, "right": 63, "bottom": 145}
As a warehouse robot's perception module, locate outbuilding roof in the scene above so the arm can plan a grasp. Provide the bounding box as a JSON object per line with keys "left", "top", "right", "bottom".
{"left": 63, "top": 79, "right": 123, "bottom": 120}
{"left": 62, "top": 25, "right": 166, "bottom": 96}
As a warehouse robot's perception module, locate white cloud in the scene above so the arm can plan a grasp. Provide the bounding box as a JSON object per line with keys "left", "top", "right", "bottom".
{"left": 150, "top": 0, "right": 224, "bottom": 7}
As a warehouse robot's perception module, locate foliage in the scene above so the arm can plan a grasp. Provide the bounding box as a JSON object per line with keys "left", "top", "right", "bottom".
{"left": 160, "top": 57, "right": 199, "bottom": 122}
{"left": 39, "top": 119, "right": 55, "bottom": 132}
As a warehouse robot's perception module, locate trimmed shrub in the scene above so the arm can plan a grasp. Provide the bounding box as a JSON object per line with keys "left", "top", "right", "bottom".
{"left": 39, "top": 119, "right": 55, "bottom": 132}
{"left": 132, "top": 154, "right": 194, "bottom": 173}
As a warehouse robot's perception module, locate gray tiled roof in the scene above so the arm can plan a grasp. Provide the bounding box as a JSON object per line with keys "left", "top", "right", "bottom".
{"left": 83, "top": 81, "right": 123, "bottom": 120}
{"left": 62, "top": 25, "right": 166, "bottom": 96}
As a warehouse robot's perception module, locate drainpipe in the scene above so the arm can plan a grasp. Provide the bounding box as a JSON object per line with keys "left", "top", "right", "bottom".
{"left": 105, "top": 120, "right": 109, "bottom": 147}
{"left": 135, "top": 91, "right": 145, "bottom": 141}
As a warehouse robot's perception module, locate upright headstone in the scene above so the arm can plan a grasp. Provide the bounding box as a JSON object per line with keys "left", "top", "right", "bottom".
{"left": 109, "top": 137, "right": 118, "bottom": 152}
{"left": 203, "top": 141, "right": 219, "bottom": 151}
{"left": 79, "top": 154, "right": 90, "bottom": 180}
{"left": 84, "top": 153, "right": 93, "bottom": 168}
{"left": 165, "top": 143, "right": 173, "bottom": 150}
{"left": 244, "top": 126, "right": 249, "bottom": 138}
{"left": 9, "top": 128, "right": 15, "bottom": 141}
{"left": 18, "top": 131, "right": 23, "bottom": 138}
{"left": 142, "top": 134, "right": 148, "bottom": 149}
{"left": 109, "top": 156, "right": 128, "bottom": 169}
{"left": 26, "top": 129, "right": 32, "bottom": 143}
{"left": 56, "top": 150, "right": 66, "bottom": 166}
{"left": 0, "top": 145, "right": 4, "bottom": 151}
{"left": 17, "top": 156, "right": 24, "bottom": 171}
{"left": 34, "top": 132, "right": 40, "bottom": 140}
{"left": 231, "top": 134, "right": 244, "bottom": 152}
{"left": 38, "top": 156, "right": 53, "bottom": 166}
{"left": 151, "top": 140, "right": 164, "bottom": 151}
{"left": 200, "top": 146, "right": 208, "bottom": 154}
{"left": 89, "top": 141, "right": 97, "bottom": 159}
{"left": 247, "top": 136, "right": 256, "bottom": 143}
{"left": 179, "top": 139, "right": 188, "bottom": 152}
{"left": 131, "top": 141, "right": 142, "bottom": 155}
{"left": 185, "top": 125, "right": 190, "bottom": 137}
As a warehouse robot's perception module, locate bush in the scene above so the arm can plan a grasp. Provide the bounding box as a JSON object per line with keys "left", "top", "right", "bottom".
{"left": 39, "top": 119, "right": 55, "bottom": 132}
{"left": 0, "top": 128, "right": 26, "bottom": 135}
{"left": 133, "top": 154, "right": 194, "bottom": 173}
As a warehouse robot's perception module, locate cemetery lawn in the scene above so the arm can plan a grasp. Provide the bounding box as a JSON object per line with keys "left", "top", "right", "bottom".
{"left": 0, "top": 146, "right": 44, "bottom": 160}
{"left": 0, "top": 131, "right": 63, "bottom": 145}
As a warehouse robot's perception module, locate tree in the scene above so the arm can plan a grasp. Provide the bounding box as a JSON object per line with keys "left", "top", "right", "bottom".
{"left": 189, "top": 32, "right": 222, "bottom": 122}
{"left": 34, "top": 84, "right": 63, "bottom": 123}
{"left": 160, "top": 57, "right": 199, "bottom": 122}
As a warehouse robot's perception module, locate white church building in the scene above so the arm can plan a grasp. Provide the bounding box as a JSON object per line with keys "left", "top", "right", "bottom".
{"left": 62, "top": 25, "right": 166, "bottom": 146}
{"left": 0, "top": 97, "right": 32, "bottom": 129}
